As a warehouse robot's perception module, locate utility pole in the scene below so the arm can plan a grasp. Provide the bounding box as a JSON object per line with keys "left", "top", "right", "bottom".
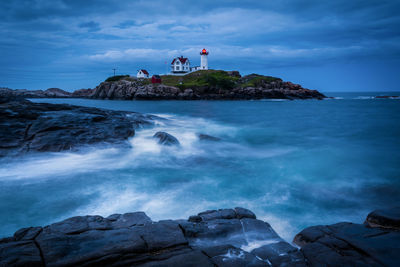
{"left": 112, "top": 68, "right": 117, "bottom": 76}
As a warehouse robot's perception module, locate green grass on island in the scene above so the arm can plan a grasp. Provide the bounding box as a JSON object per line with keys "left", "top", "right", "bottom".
{"left": 104, "top": 70, "right": 281, "bottom": 90}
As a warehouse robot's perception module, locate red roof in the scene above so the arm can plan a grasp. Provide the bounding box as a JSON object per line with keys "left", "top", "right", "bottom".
{"left": 140, "top": 69, "right": 149, "bottom": 75}
{"left": 171, "top": 56, "right": 188, "bottom": 65}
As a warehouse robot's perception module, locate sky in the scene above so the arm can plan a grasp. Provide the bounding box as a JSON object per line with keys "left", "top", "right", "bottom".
{"left": 0, "top": 0, "right": 399, "bottom": 92}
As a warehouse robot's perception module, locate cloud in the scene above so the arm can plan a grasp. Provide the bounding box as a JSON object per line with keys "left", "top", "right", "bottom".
{"left": 87, "top": 44, "right": 368, "bottom": 65}
{"left": 0, "top": 0, "right": 399, "bottom": 90}
{"left": 78, "top": 21, "right": 100, "bottom": 32}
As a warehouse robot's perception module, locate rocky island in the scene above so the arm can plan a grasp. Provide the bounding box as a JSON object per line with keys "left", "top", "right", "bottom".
{"left": 0, "top": 206, "right": 399, "bottom": 266}
{"left": 1, "top": 70, "right": 325, "bottom": 100}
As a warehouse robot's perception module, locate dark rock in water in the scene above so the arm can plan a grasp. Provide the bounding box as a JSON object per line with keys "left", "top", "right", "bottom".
{"left": 153, "top": 131, "right": 180, "bottom": 146}
{"left": 293, "top": 209, "right": 400, "bottom": 266}
{"left": 0, "top": 99, "right": 155, "bottom": 156}
{"left": 365, "top": 207, "right": 400, "bottom": 230}
{"left": 1, "top": 207, "right": 399, "bottom": 266}
{"left": 375, "top": 95, "right": 400, "bottom": 99}
{"left": 198, "top": 133, "right": 221, "bottom": 141}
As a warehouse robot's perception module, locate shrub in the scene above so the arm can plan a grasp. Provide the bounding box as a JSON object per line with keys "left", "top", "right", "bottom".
{"left": 105, "top": 75, "right": 130, "bottom": 82}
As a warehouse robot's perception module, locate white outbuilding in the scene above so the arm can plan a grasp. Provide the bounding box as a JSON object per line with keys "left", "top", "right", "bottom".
{"left": 137, "top": 69, "right": 149, "bottom": 78}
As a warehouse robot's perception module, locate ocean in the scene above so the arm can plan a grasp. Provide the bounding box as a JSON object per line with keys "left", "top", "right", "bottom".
{"left": 1, "top": 92, "right": 399, "bottom": 241}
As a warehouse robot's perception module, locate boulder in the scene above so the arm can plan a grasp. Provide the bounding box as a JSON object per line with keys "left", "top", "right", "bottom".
{"left": 294, "top": 220, "right": 400, "bottom": 266}
{"left": 234, "top": 207, "right": 256, "bottom": 219}
{"left": 153, "top": 131, "right": 180, "bottom": 146}
{"left": 365, "top": 207, "right": 400, "bottom": 230}
{"left": 107, "top": 212, "right": 152, "bottom": 228}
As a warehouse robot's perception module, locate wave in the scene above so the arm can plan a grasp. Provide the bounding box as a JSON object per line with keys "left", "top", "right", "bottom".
{"left": 353, "top": 96, "right": 400, "bottom": 100}
{"left": 259, "top": 99, "right": 289, "bottom": 102}
{"left": 0, "top": 114, "right": 294, "bottom": 181}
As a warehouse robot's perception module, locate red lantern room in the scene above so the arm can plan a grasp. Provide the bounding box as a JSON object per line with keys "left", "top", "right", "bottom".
{"left": 200, "top": 48, "right": 209, "bottom": 55}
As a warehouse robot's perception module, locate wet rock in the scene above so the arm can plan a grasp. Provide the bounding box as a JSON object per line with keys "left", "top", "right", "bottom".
{"left": 181, "top": 208, "right": 282, "bottom": 251}
{"left": 294, "top": 220, "right": 400, "bottom": 266}
{"left": 365, "top": 207, "right": 400, "bottom": 230}
{"left": 108, "top": 212, "right": 152, "bottom": 228}
{"left": 188, "top": 215, "right": 202, "bottom": 223}
{"left": 153, "top": 131, "right": 180, "bottom": 146}
{"left": 251, "top": 241, "right": 306, "bottom": 266}
{"left": 0, "top": 241, "right": 43, "bottom": 267}
{"left": 198, "top": 208, "right": 237, "bottom": 221}
{"left": 240, "top": 218, "right": 281, "bottom": 241}
{"left": 234, "top": 207, "right": 256, "bottom": 219}
{"left": 203, "top": 245, "right": 268, "bottom": 266}
{"left": 45, "top": 215, "right": 112, "bottom": 235}
{"left": 140, "top": 220, "right": 188, "bottom": 251}
{"left": 180, "top": 218, "right": 246, "bottom": 248}
{"left": 1, "top": 207, "right": 399, "bottom": 266}
{"left": 198, "top": 133, "right": 221, "bottom": 141}
{"left": 0, "top": 99, "right": 155, "bottom": 156}
{"left": 36, "top": 227, "right": 148, "bottom": 266}
{"left": 14, "top": 227, "right": 42, "bottom": 241}
{"left": 137, "top": 249, "right": 214, "bottom": 267}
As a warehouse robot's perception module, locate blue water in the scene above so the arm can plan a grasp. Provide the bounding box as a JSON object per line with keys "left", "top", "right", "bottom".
{"left": 0, "top": 92, "right": 399, "bottom": 241}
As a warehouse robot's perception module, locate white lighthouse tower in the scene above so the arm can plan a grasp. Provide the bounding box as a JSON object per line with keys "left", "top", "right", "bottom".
{"left": 200, "top": 48, "right": 209, "bottom": 70}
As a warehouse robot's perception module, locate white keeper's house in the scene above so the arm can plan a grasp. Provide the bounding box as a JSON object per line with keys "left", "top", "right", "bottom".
{"left": 171, "top": 56, "right": 190, "bottom": 73}
{"left": 170, "top": 48, "right": 209, "bottom": 75}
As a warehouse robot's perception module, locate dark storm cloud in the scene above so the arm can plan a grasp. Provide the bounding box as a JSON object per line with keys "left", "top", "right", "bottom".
{"left": 0, "top": 0, "right": 399, "bottom": 91}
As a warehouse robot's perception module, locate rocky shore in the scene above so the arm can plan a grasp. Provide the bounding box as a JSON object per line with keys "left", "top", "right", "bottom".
{"left": 0, "top": 207, "right": 399, "bottom": 266}
{"left": 90, "top": 77, "right": 325, "bottom": 100}
{"left": 0, "top": 97, "right": 156, "bottom": 157}
{"left": 0, "top": 87, "right": 94, "bottom": 99}
{"left": 1, "top": 71, "right": 326, "bottom": 100}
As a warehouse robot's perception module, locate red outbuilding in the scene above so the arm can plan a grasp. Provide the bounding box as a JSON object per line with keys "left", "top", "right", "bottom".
{"left": 151, "top": 75, "right": 161, "bottom": 84}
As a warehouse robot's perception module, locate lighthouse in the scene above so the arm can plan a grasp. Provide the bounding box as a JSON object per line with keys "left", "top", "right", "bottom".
{"left": 200, "top": 48, "right": 209, "bottom": 70}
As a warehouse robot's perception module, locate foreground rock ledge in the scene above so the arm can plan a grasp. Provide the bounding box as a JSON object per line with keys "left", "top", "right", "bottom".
{"left": 0, "top": 207, "right": 399, "bottom": 267}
